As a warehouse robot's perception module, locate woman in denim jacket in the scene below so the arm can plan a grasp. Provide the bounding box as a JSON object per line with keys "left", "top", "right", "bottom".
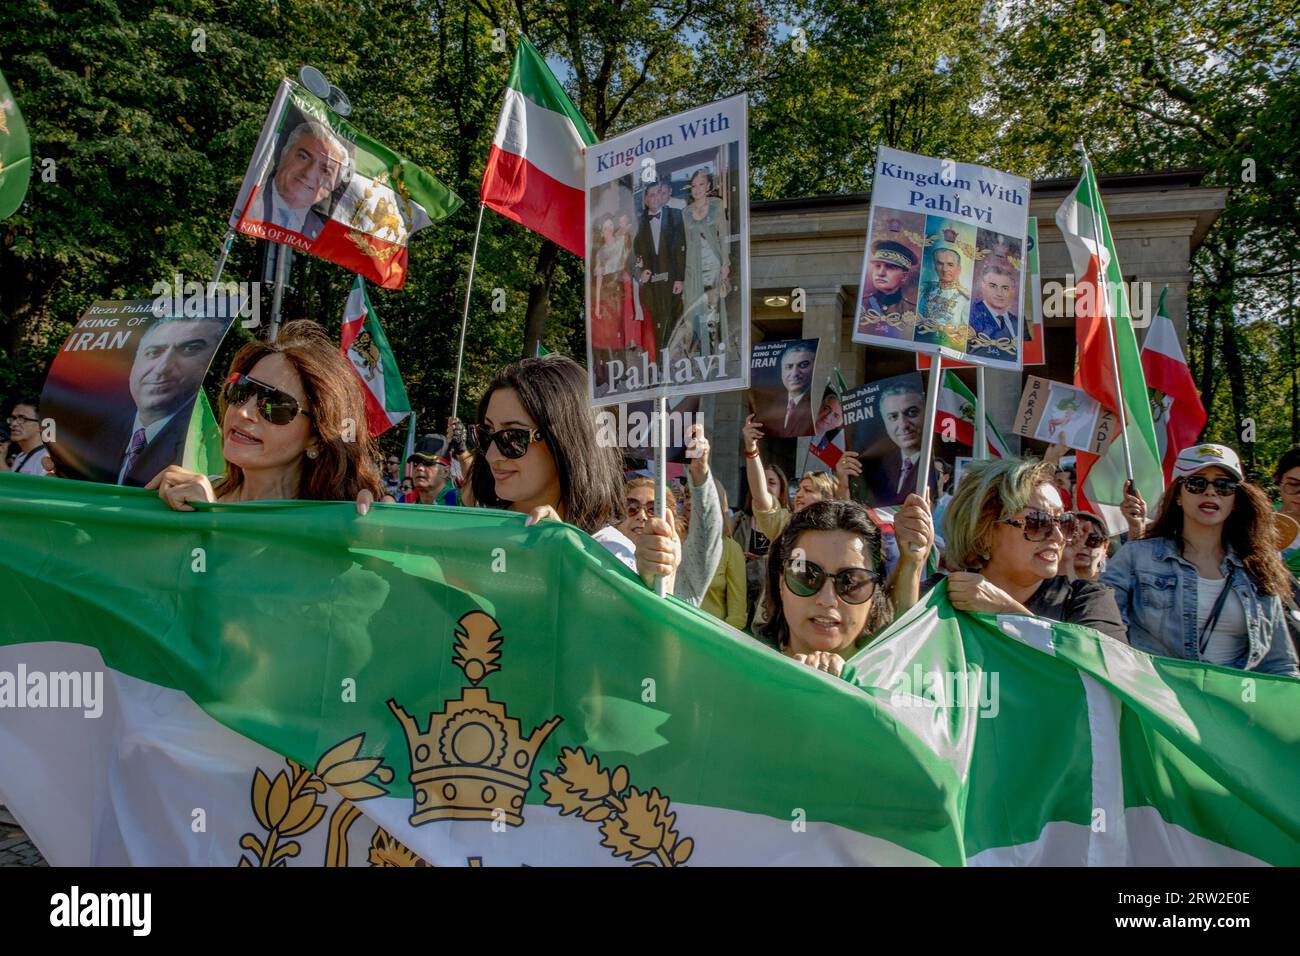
{"left": 1102, "top": 444, "right": 1299, "bottom": 677}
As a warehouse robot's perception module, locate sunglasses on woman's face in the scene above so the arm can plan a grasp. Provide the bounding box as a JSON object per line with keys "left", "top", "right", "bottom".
{"left": 1182, "top": 475, "right": 1239, "bottom": 497}
{"left": 783, "top": 559, "right": 880, "bottom": 605}
{"left": 469, "top": 424, "right": 543, "bottom": 460}
{"left": 1000, "top": 510, "right": 1077, "bottom": 542}
{"left": 625, "top": 499, "right": 656, "bottom": 519}
{"left": 223, "top": 373, "right": 310, "bottom": 426}
{"left": 1073, "top": 529, "right": 1106, "bottom": 549}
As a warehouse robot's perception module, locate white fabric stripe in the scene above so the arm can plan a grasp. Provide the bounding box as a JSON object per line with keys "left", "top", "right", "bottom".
{"left": 1080, "top": 674, "right": 1128, "bottom": 865}
{"left": 0, "top": 643, "right": 931, "bottom": 866}
{"left": 1142, "top": 313, "right": 1187, "bottom": 362}
{"left": 331, "top": 173, "right": 433, "bottom": 243}
{"left": 341, "top": 283, "right": 387, "bottom": 409}
{"left": 492, "top": 87, "right": 586, "bottom": 189}
{"left": 969, "top": 810, "right": 1268, "bottom": 866}
{"left": 1054, "top": 188, "right": 1110, "bottom": 278}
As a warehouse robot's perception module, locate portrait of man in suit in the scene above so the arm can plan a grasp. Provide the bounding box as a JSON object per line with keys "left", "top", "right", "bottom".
{"left": 112, "top": 316, "right": 226, "bottom": 487}
{"left": 865, "top": 379, "right": 939, "bottom": 507}
{"left": 968, "top": 259, "right": 1020, "bottom": 361}
{"left": 751, "top": 340, "right": 817, "bottom": 438}
{"left": 633, "top": 179, "right": 686, "bottom": 350}
{"left": 255, "top": 120, "right": 350, "bottom": 242}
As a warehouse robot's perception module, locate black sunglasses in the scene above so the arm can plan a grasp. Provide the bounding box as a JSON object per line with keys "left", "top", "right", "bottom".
{"left": 223, "top": 373, "right": 310, "bottom": 426}
{"left": 783, "top": 559, "right": 880, "bottom": 605}
{"left": 469, "top": 424, "right": 543, "bottom": 460}
{"left": 1001, "top": 510, "right": 1077, "bottom": 542}
{"left": 1182, "top": 475, "right": 1239, "bottom": 497}
{"left": 1073, "top": 529, "right": 1106, "bottom": 549}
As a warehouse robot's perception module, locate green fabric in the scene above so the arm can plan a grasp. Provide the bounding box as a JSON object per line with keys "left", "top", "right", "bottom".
{"left": 0, "top": 69, "right": 32, "bottom": 220}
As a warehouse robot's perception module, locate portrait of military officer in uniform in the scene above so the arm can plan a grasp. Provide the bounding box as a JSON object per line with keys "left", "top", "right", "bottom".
{"left": 856, "top": 212, "right": 923, "bottom": 342}
{"left": 914, "top": 221, "right": 975, "bottom": 351}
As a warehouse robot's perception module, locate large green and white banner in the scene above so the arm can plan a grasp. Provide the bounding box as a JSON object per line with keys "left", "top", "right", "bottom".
{"left": 0, "top": 474, "right": 1296, "bottom": 866}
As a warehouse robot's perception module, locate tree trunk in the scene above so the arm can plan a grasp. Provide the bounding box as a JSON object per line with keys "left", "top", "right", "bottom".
{"left": 521, "top": 240, "right": 558, "bottom": 359}
{"left": 1215, "top": 235, "right": 1252, "bottom": 471}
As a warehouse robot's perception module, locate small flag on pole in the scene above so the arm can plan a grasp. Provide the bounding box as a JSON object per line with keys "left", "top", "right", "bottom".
{"left": 936, "top": 370, "right": 1010, "bottom": 458}
{"left": 340, "top": 277, "right": 411, "bottom": 438}
{"left": 480, "top": 37, "right": 596, "bottom": 256}
{"left": 1055, "top": 156, "right": 1163, "bottom": 533}
{"left": 1140, "top": 287, "right": 1207, "bottom": 486}
{"left": 181, "top": 390, "right": 225, "bottom": 477}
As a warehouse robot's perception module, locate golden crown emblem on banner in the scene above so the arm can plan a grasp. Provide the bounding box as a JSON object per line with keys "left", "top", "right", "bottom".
{"left": 388, "top": 611, "right": 561, "bottom": 828}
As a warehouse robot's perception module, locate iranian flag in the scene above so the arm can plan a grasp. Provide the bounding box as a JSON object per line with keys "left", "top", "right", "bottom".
{"left": 936, "top": 370, "right": 1010, "bottom": 458}
{"left": 1, "top": 476, "right": 1296, "bottom": 866}
{"left": 228, "top": 80, "right": 463, "bottom": 290}
{"left": 0, "top": 68, "right": 32, "bottom": 221}
{"left": 1055, "top": 158, "right": 1164, "bottom": 533}
{"left": 480, "top": 36, "right": 596, "bottom": 256}
{"left": 809, "top": 369, "right": 849, "bottom": 469}
{"left": 340, "top": 277, "right": 410, "bottom": 438}
{"left": 1141, "top": 287, "right": 1207, "bottom": 485}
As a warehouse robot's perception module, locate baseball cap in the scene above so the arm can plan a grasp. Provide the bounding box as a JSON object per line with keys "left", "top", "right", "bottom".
{"left": 408, "top": 433, "right": 449, "bottom": 465}
{"left": 1171, "top": 443, "right": 1243, "bottom": 482}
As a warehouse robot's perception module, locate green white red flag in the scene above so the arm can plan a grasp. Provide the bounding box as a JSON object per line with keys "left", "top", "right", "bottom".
{"left": 229, "top": 80, "right": 462, "bottom": 289}
{"left": 340, "top": 277, "right": 411, "bottom": 437}
{"left": 1054, "top": 157, "right": 1163, "bottom": 533}
{"left": 936, "top": 370, "right": 1010, "bottom": 458}
{"left": 1141, "top": 287, "right": 1206, "bottom": 485}
{"left": 480, "top": 37, "right": 596, "bottom": 256}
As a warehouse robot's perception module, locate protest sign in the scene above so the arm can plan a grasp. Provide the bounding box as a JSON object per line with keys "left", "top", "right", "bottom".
{"left": 1013, "top": 375, "right": 1119, "bottom": 455}
{"left": 853, "top": 146, "right": 1030, "bottom": 370}
{"left": 585, "top": 95, "right": 750, "bottom": 406}
{"left": 841, "top": 372, "right": 940, "bottom": 508}
{"left": 748, "top": 338, "right": 819, "bottom": 438}
{"left": 41, "top": 299, "right": 238, "bottom": 486}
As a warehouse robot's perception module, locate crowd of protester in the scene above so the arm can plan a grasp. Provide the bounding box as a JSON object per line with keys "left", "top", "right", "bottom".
{"left": 6, "top": 318, "right": 1299, "bottom": 679}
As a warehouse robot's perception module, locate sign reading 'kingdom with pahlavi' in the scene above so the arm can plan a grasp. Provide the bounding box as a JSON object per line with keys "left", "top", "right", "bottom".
{"left": 584, "top": 94, "right": 751, "bottom": 407}
{"left": 853, "top": 147, "right": 1031, "bottom": 371}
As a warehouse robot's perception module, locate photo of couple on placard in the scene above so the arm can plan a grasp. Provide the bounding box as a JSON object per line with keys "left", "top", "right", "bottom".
{"left": 588, "top": 146, "right": 740, "bottom": 388}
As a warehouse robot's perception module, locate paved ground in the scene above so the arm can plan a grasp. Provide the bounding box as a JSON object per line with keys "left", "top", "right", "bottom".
{"left": 0, "top": 807, "right": 47, "bottom": 867}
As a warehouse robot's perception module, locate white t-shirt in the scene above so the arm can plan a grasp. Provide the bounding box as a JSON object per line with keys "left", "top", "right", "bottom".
{"left": 1196, "top": 574, "right": 1248, "bottom": 666}
{"left": 11, "top": 444, "right": 50, "bottom": 476}
{"left": 592, "top": 525, "right": 637, "bottom": 572}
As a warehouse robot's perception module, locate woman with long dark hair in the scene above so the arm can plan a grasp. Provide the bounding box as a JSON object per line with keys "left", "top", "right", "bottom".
{"left": 760, "top": 499, "right": 894, "bottom": 675}
{"left": 147, "top": 321, "right": 386, "bottom": 510}
{"left": 464, "top": 354, "right": 687, "bottom": 592}
{"left": 1102, "top": 444, "right": 1299, "bottom": 675}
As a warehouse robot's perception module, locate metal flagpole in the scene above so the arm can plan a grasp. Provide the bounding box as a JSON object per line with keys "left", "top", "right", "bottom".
{"left": 267, "top": 243, "right": 291, "bottom": 343}
{"left": 653, "top": 394, "right": 669, "bottom": 598}
{"left": 1078, "top": 144, "right": 1134, "bottom": 483}
{"left": 916, "top": 352, "right": 945, "bottom": 517}
{"left": 974, "top": 365, "right": 989, "bottom": 461}
{"left": 452, "top": 203, "right": 487, "bottom": 422}
{"left": 210, "top": 230, "right": 236, "bottom": 285}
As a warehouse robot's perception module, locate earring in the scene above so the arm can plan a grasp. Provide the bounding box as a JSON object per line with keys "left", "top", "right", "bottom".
{"left": 306, "top": 449, "right": 319, "bottom": 460}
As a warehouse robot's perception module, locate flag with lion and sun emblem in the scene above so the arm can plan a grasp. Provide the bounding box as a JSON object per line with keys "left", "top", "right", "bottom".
{"left": 228, "top": 79, "right": 462, "bottom": 289}
{"left": 340, "top": 276, "right": 410, "bottom": 438}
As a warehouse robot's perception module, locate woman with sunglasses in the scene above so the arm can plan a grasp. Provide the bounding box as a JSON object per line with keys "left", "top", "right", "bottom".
{"left": 761, "top": 500, "right": 894, "bottom": 676}
{"left": 464, "top": 354, "right": 683, "bottom": 591}
{"left": 146, "top": 321, "right": 387, "bottom": 511}
{"left": 1101, "top": 444, "right": 1299, "bottom": 675}
{"left": 909, "top": 457, "right": 1127, "bottom": 639}
{"left": 1063, "top": 511, "right": 1109, "bottom": 581}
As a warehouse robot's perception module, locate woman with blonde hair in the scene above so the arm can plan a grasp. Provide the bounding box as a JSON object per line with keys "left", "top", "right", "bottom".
{"left": 895, "top": 456, "right": 1126, "bottom": 640}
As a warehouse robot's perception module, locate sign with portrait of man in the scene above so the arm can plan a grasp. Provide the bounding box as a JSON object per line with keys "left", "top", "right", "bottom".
{"left": 748, "top": 338, "right": 819, "bottom": 438}
{"left": 40, "top": 300, "right": 237, "bottom": 487}
{"left": 228, "top": 79, "right": 461, "bottom": 289}
{"left": 853, "top": 146, "right": 1031, "bottom": 370}
{"left": 840, "top": 372, "right": 941, "bottom": 508}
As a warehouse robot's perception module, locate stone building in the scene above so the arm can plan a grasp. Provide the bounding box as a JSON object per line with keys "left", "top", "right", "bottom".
{"left": 705, "top": 169, "right": 1227, "bottom": 504}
